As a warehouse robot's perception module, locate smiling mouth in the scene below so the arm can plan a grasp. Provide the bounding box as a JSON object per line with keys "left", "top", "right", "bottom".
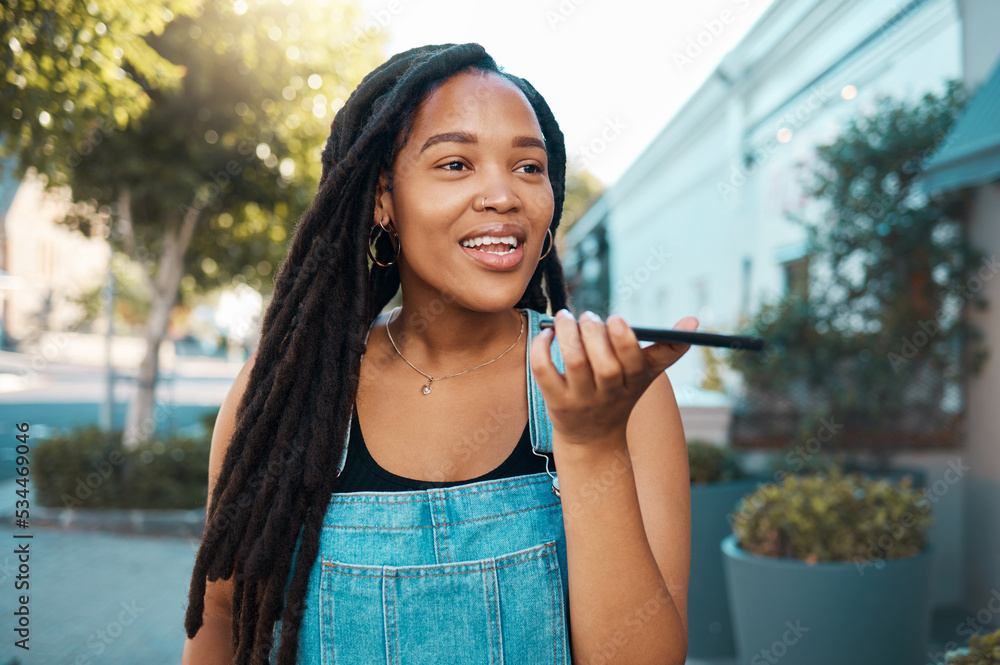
{"left": 459, "top": 236, "right": 520, "bottom": 255}
{"left": 463, "top": 243, "right": 517, "bottom": 255}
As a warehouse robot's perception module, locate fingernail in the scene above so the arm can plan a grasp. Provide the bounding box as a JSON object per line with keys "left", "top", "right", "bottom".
{"left": 581, "top": 310, "right": 601, "bottom": 322}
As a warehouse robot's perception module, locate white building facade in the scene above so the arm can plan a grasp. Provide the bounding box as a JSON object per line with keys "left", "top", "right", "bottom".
{"left": 572, "top": 0, "right": 962, "bottom": 392}
{"left": 567, "top": 0, "right": 989, "bottom": 613}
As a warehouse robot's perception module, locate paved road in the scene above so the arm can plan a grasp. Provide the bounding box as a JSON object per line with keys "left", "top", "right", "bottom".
{"left": 0, "top": 522, "right": 200, "bottom": 665}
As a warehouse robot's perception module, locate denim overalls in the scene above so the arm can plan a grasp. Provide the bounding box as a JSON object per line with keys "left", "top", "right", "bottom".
{"left": 269, "top": 307, "right": 572, "bottom": 664}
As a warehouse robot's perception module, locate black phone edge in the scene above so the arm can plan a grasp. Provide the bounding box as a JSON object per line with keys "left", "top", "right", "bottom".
{"left": 538, "top": 320, "right": 765, "bottom": 351}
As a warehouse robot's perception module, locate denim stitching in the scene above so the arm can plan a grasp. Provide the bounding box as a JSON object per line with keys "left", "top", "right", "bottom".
{"left": 551, "top": 554, "right": 567, "bottom": 664}
{"left": 323, "top": 547, "right": 554, "bottom": 577}
{"left": 428, "top": 492, "right": 442, "bottom": 564}
{"left": 327, "top": 476, "right": 551, "bottom": 505}
{"left": 391, "top": 574, "right": 400, "bottom": 665}
{"left": 545, "top": 551, "right": 556, "bottom": 664}
{"left": 321, "top": 574, "right": 334, "bottom": 665}
{"left": 322, "top": 502, "right": 562, "bottom": 532}
{"left": 433, "top": 492, "right": 451, "bottom": 563}
{"left": 482, "top": 566, "right": 495, "bottom": 665}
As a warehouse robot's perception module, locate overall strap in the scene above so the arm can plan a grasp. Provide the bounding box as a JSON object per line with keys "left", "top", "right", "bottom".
{"left": 524, "top": 307, "right": 566, "bottom": 456}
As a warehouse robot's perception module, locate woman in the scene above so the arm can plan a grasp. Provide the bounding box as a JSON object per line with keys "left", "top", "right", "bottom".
{"left": 182, "top": 42, "right": 695, "bottom": 665}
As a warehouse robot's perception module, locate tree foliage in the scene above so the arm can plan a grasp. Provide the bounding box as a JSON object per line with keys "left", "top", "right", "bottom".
{"left": 557, "top": 161, "right": 604, "bottom": 240}
{"left": 1, "top": 0, "right": 198, "bottom": 179}
{"left": 728, "top": 80, "right": 988, "bottom": 453}
{"left": 3, "top": 0, "right": 383, "bottom": 444}
{"left": 62, "top": 0, "right": 382, "bottom": 295}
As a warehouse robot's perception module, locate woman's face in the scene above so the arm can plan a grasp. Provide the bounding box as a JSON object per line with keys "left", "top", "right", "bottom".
{"left": 378, "top": 69, "right": 555, "bottom": 312}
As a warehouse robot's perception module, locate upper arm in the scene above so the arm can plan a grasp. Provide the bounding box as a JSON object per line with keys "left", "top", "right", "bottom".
{"left": 625, "top": 370, "right": 691, "bottom": 635}
{"left": 202, "top": 348, "right": 260, "bottom": 620}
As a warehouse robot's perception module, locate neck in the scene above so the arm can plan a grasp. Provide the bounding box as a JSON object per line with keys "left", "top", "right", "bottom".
{"left": 386, "top": 297, "right": 525, "bottom": 374}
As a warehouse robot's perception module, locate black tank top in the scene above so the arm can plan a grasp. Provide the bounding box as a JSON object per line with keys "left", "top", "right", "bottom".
{"left": 335, "top": 404, "right": 555, "bottom": 493}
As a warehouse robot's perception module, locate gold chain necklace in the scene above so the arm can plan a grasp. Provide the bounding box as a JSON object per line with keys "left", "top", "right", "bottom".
{"left": 385, "top": 306, "right": 524, "bottom": 395}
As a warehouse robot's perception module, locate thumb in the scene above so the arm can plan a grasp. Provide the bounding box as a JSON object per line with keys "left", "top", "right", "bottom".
{"left": 641, "top": 316, "right": 699, "bottom": 372}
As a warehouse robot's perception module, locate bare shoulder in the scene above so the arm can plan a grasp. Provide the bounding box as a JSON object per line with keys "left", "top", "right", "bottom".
{"left": 202, "top": 347, "right": 260, "bottom": 620}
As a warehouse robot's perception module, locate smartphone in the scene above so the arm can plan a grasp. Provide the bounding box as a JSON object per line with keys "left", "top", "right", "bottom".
{"left": 539, "top": 320, "right": 765, "bottom": 351}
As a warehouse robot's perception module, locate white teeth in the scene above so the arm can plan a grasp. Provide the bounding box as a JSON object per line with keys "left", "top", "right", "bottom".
{"left": 460, "top": 235, "right": 519, "bottom": 248}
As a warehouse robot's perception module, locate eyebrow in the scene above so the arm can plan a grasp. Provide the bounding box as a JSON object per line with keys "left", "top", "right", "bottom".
{"left": 419, "top": 132, "right": 546, "bottom": 153}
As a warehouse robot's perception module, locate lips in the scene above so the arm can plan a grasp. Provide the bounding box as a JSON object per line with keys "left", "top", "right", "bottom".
{"left": 460, "top": 242, "right": 525, "bottom": 270}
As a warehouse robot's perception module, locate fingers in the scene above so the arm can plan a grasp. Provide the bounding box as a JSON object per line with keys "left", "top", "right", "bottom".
{"left": 551, "top": 309, "right": 596, "bottom": 392}
{"left": 529, "top": 326, "right": 566, "bottom": 392}
{"left": 641, "top": 316, "right": 700, "bottom": 373}
{"left": 577, "top": 311, "right": 625, "bottom": 393}
{"left": 534, "top": 310, "right": 668, "bottom": 394}
{"left": 606, "top": 315, "right": 647, "bottom": 389}
{"left": 552, "top": 309, "right": 642, "bottom": 395}
{"left": 674, "top": 315, "right": 699, "bottom": 331}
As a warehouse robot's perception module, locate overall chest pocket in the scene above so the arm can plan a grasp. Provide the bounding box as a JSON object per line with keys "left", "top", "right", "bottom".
{"left": 318, "top": 540, "right": 570, "bottom": 665}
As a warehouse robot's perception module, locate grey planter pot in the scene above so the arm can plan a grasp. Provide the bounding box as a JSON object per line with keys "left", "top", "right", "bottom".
{"left": 687, "top": 477, "right": 764, "bottom": 659}
{"left": 721, "top": 534, "right": 933, "bottom": 665}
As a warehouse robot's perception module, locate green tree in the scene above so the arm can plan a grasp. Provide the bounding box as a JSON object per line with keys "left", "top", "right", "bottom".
{"left": 4, "top": 0, "right": 382, "bottom": 446}
{"left": 1, "top": 0, "right": 197, "bottom": 177}
{"left": 728, "top": 80, "right": 988, "bottom": 458}
{"left": 556, "top": 161, "right": 604, "bottom": 242}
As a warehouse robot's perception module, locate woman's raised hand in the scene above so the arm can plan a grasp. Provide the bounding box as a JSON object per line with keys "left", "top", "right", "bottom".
{"left": 529, "top": 309, "right": 698, "bottom": 447}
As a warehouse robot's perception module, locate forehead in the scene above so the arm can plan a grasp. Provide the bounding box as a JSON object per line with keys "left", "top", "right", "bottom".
{"left": 407, "top": 70, "right": 543, "bottom": 142}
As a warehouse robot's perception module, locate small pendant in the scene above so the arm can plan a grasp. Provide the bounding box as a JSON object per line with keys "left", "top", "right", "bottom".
{"left": 422, "top": 382, "right": 432, "bottom": 395}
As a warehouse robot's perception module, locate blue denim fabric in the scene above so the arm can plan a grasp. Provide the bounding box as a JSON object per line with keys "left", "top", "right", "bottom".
{"left": 269, "top": 307, "right": 571, "bottom": 664}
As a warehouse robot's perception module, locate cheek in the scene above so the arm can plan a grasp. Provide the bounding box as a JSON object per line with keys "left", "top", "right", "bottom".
{"left": 393, "top": 184, "right": 467, "bottom": 248}
{"left": 398, "top": 185, "right": 468, "bottom": 225}
{"left": 527, "top": 185, "right": 556, "bottom": 223}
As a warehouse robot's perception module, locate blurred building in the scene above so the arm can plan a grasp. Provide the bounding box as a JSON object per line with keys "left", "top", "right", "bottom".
{"left": 568, "top": 0, "right": 999, "bottom": 617}
{"left": 0, "top": 167, "right": 109, "bottom": 345}
{"left": 570, "top": 0, "right": 962, "bottom": 389}
{"left": 921, "top": 0, "right": 1000, "bottom": 633}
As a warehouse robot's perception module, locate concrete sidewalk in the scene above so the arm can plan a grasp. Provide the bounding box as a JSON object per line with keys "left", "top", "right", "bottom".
{"left": 0, "top": 479, "right": 205, "bottom": 664}
{"left": 0, "top": 521, "right": 200, "bottom": 665}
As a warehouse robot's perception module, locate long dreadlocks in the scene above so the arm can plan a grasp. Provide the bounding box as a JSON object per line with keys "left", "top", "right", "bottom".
{"left": 183, "top": 42, "right": 571, "bottom": 665}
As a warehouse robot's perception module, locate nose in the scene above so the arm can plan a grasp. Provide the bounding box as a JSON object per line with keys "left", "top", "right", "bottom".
{"left": 480, "top": 172, "right": 521, "bottom": 214}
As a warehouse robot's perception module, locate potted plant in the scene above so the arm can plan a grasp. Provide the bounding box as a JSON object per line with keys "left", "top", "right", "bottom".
{"left": 722, "top": 466, "right": 934, "bottom": 665}
{"left": 766, "top": 435, "right": 927, "bottom": 489}
{"left": 944, "top": 626, "right": 1000, "bottom": 664}
{"left": 686, "top": 440, "right": 762, "bottom": 660}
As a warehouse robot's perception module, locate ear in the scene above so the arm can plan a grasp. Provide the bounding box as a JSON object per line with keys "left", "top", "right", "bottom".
{"left": 374, "top": 170, "right": 395, "bottom": 226}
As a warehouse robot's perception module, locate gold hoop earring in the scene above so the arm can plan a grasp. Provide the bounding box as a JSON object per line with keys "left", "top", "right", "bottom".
{"left": 538, "top": 227, "right": 554, "bottom": 260}
{"left": 368, "top": 217, "right": 400, "bottom": 267}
